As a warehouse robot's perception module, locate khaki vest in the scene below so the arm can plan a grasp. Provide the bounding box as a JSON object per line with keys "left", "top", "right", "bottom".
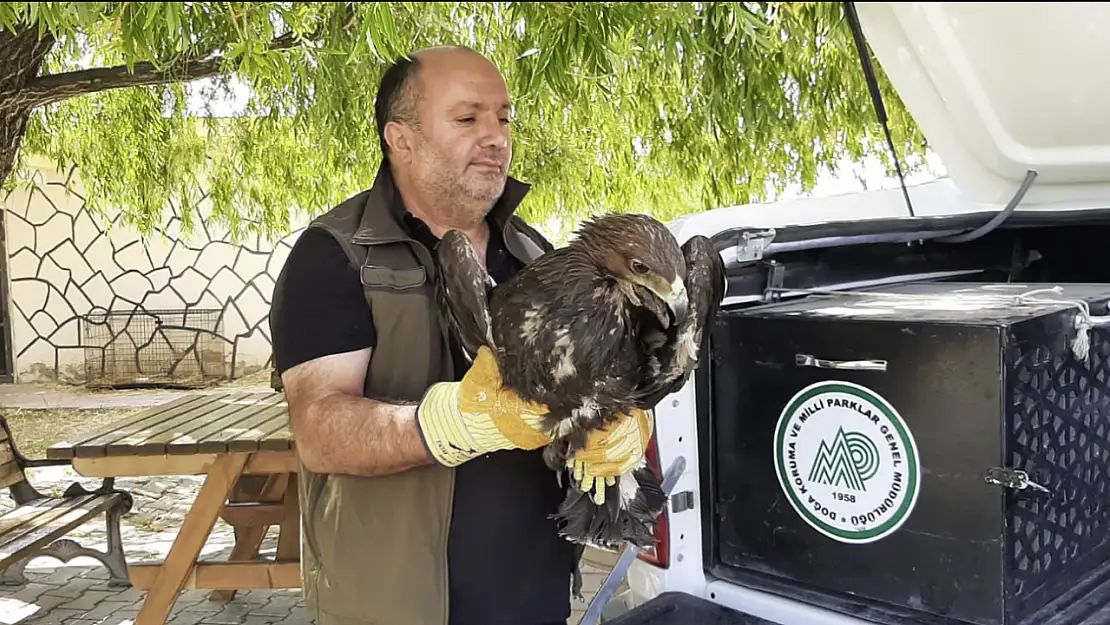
{"left": 277, "top": 166, "right": 551, "bottom": 625}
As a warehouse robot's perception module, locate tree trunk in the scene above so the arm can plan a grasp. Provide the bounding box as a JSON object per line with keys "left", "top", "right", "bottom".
{"left": 0, "top": 26, "right": 55, "bottom": 188}
{"left": 0, "top": 110, "right": 33, "bottom": 190}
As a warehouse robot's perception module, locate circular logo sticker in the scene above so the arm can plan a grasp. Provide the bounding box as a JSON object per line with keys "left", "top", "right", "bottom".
{"left": 773, "top": 380, "right": 920, "bottom": 544}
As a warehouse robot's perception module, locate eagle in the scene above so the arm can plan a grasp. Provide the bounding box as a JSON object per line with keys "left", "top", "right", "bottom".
{"left": 434, "top": 212, "right": 726, "bottom": 553}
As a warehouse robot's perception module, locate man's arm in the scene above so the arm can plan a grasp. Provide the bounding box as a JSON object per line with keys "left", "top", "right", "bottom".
{"left": 269, "top": 228, "right": 433, "bottom": 477}
{"left": 282, "top": 348, "right": 434, "bottom": 477}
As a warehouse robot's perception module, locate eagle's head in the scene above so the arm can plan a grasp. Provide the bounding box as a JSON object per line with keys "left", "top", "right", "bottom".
{"left": 573, "top": 213, "right": 689, "bottom": 327}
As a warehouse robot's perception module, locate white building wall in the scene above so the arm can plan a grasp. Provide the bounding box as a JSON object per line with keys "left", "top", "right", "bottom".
{"left": 2, "top": 161, "right": 307, "bottom": 385}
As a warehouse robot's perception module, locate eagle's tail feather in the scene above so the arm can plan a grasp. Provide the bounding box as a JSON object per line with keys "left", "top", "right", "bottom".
{"left": 552, "top": 465, "right": 667, "bottom": 552}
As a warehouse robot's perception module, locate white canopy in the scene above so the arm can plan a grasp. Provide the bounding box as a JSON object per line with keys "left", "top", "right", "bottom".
{"left": 857, "top": 2, "right": 1110, "bottom": 211}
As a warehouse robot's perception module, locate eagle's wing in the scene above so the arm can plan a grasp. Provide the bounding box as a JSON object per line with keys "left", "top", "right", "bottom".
{"left": 434, "top": 229, "right": 497, "bottom": 361}
{"left": 630, "top": 234, "right": 726, "bottom": 409}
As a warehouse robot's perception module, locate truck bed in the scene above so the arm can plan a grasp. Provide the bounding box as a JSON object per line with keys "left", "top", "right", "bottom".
{"left": 697, "top": 218, "right": 1110, "bottom": 625}
{"left": 605, "top": 592, "right": 785, "bottom": 625}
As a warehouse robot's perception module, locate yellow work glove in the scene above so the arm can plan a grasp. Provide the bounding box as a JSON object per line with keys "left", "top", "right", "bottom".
{"left": 569, "top": 408, "right": 654, "bottom": 505}
{"left": 416, "top": 346, "right": 554, "bottom": 466}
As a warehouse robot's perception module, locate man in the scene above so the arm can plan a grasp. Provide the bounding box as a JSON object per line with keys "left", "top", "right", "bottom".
{"left": 269, "top": 46, "right": 645, "bottom": 625}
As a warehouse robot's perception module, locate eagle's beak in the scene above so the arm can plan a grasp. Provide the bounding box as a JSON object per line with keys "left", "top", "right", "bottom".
{"left": 666, "top": 277, "right": 689, "bottom": 325}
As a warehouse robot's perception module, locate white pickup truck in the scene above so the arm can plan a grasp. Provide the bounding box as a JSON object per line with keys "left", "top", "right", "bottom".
{"left": 595, "top": 3, "right": 1110, "bottom": 625}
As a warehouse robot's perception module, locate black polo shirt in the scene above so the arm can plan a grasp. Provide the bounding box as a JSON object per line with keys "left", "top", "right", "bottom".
{"left": 271, "top": 199, "right": 574, "bottom": 625}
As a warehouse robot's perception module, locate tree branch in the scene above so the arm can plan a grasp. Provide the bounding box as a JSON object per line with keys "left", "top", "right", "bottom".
{"left": 11, "top": 30, "right": 308, "bottom": 111}
{"left": 14, "top": 57, "right": 226, "bottom": 110}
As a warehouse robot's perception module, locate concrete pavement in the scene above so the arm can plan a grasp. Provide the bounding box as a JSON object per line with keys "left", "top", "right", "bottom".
{"left": 1, "top": 457, "right": 615, "bottom": 625}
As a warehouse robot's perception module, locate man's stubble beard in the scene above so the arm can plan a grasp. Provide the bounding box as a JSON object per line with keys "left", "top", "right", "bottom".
{"left": 414, "top": 155, "right": 506, "bottom": 231}
{"left": 407, "top": 130, "right": 508, "bottom": 226}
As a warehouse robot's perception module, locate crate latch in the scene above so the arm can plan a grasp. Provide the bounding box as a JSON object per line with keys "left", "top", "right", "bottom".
{"left": 984, "top": 467, "right": 1050, "bottom": 494}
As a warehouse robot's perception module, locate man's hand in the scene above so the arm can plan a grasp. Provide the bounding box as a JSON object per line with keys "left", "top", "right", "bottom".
{"left": 416, "top": 346, "right": 554, "bottom": 466}
{"left": 568, "top": 408, "right": 654, "bottom": 505}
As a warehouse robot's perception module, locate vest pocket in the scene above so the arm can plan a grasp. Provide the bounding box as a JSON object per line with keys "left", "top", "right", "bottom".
{"left": 307, "top": 469, "right": 454, "bottom": 624}
{"left": 361, "top": 264, "right": 426, "bottom": 290}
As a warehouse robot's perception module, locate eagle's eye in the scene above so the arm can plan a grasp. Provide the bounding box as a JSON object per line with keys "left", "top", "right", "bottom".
{"left": 630, "top": 259, "right": 650, "bottom": 275}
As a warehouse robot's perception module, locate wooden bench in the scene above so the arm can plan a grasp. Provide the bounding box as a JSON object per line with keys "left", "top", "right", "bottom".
{"left": 0, "top": 414, "right": 133, "bottom": 587}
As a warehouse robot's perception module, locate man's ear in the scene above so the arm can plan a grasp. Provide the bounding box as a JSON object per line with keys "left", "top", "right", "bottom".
{"left": 384, "top": 121, "right": 415, "bottom": 163}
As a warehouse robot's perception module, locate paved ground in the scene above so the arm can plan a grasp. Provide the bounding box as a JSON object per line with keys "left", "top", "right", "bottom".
{"left": 0, "top": 383, "right": 274, "bottom": 410}
{"left": 0, "top": 386, "right": 619, "bottom": 625}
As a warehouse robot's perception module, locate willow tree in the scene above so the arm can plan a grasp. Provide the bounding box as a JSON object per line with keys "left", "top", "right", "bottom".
{"left": 0, "top": 2, "right": 929, "bottom": 241}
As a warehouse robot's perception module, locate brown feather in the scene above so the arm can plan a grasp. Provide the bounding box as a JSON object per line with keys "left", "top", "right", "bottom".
{"left": 433, "top": 212, "right": 725, "bottom": 550}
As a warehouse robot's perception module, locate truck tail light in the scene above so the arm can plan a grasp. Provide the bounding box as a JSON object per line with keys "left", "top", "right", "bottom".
{"left": 636, "top": 432, "right": 670, "bottom": 569}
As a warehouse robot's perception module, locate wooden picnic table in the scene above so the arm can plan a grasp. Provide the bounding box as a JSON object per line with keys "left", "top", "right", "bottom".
{"left": 44, "top": 390, "right": 301, "bottom": 625}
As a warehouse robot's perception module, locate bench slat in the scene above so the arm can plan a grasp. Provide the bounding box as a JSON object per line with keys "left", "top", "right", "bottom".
{"left": 46, "top": 394, "right": 211, "bottom": 459}
{"left": 0, "top": 440, "right": 21, "bottom": 489}
{"left": 224, "top": 408, "right": 292, "bottom": 453}
{"left": 196, "top": 401, "right": 288, "bottom": 454}
{"left": 101, "top": 394, "right": 240, "bottom": 458}
{"left": 0, "top": 493, "right": 122, "bottom": 567}
{"left": 0, "top": 462, "right": 19, "bottom": 489}
{"left": 133, "top": 392, "right": 276, "bottom": 455}
{"left": 0, "top": 440, "right": 14, "bottom": 466}
{"left": 161, "top": 394, "right": 283, "bottom": 456}
{"left": 258, "top": 417, "right": 293, "bottom": 452}
{"left": 0, "top": 496, "right": 73, "bottom": 541}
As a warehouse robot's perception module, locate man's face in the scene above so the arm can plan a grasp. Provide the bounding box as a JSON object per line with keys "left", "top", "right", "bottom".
{"left": 403, "top": 50, "right": 513, "bottom": 227}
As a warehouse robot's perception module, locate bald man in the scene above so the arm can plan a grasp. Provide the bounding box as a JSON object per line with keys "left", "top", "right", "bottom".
{"left": 270, "top": 47, "right": 576, "bottom": 625}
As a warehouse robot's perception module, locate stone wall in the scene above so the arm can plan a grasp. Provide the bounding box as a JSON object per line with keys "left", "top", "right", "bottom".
{"left": 2, "top": 162, "right": 306, "bottom": 385}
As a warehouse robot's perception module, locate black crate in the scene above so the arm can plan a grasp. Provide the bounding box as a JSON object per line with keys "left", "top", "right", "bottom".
{"left": 710, "top": 282, "right": 1110, "bottom": 625}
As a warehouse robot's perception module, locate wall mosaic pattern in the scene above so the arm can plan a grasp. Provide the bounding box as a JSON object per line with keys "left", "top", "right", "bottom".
{"left": 3, "top": 164, "right": 306, "bottom": 385}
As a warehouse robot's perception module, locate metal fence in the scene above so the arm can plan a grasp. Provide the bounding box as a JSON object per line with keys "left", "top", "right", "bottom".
{"left": 82, "top": 307, "right": 228, "bottom": 388}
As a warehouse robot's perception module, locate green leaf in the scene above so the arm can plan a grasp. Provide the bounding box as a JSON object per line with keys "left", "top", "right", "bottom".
{"left": 2, "top": 1, "right": 937, "bottom": 242}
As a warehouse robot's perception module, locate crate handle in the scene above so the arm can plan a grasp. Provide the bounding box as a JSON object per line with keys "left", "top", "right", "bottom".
{"left": 795, "top": 353, "right": 887, "bottom": 372}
